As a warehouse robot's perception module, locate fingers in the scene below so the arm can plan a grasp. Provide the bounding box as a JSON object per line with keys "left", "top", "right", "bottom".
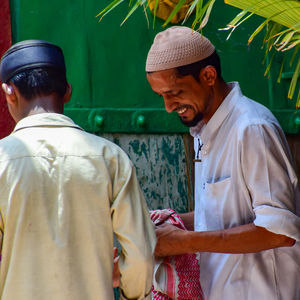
{"left": 112, "top": 247, "right": 120, "bottom": 287}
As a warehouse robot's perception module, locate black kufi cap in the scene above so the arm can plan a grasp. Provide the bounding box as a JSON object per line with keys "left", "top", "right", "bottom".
{"left": 0, "top": 40, "right": 66, "bottom": 83}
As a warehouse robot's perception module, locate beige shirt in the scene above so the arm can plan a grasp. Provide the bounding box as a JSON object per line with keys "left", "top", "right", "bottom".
{"left": 0, "top": 113, "right": 156, "bottom": 300}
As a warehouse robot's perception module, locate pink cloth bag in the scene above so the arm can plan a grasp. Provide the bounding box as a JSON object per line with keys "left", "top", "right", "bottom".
{"left": 150, "top": 209, "right": 205, "bottom": 300}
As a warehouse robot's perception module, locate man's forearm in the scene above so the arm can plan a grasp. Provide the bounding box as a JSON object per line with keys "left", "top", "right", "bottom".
{"left": 184, "top": 223, "right": 295, "bottom": 254}
{"left": 155, "top": 222, "right": 296, "bottom": 257}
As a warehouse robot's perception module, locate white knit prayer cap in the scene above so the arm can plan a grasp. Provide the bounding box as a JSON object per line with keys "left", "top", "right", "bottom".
{"left": 146, "top": 26, "right": 215, "bottom": 72}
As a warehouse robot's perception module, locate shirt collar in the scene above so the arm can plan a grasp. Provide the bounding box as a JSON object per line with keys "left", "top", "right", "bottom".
{"left": 190, "top": 82, "right": 242, "bottom": 143}
{"left": 13, "top": 113, "right": 83, "bottom": 133}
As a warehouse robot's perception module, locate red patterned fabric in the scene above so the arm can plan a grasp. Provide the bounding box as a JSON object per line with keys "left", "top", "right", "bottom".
{"left": 150, "top": 209, "right": 205, "bottom": 300}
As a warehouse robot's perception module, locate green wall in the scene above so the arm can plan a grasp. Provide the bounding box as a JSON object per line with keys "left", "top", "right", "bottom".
{"left": 9, "top": 0, "right": 300, "bottom": 134}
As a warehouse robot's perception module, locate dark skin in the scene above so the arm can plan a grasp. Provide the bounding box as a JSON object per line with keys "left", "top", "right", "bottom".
{"left": 147, "top": 66, "right": 230, "bottom": 124}
{"left": 2, "top": 82, "right": 72, "bottom": 123}
{"left": 147, "top": 66, "right": 296, "bottom": 258}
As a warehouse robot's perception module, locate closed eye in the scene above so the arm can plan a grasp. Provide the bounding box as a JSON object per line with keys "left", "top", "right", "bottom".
{"left": 172, "top": 90, "right": 182, "bottom": 97}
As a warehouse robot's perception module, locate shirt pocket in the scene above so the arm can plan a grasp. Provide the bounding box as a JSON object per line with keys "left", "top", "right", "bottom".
{"left": 203, "top": 176, "right": 231, "bottom": 230}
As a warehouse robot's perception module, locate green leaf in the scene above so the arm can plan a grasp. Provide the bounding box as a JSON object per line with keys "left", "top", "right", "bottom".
{"left": 182, "top": 0, "right": 200, "bottom": 24}
{"left": 277, "top": 56, "right": 286, "bottom": 83}
{"left": 96, "top": 0, "right": 125, "bottom": 21}
{"left": 162, "top": 0, "right": 189, "bottom": 27}
{"left": 248, "top": 19, "right": 268, "bottom": 44}
{"left": 296, "top": 87, "right": 300, "bottom": 109}
{"left": 196, "top": 0, "right": 204, "bottom": 19}
{"left": 289, "top": 44, "right": 299, "bottom": 66}
{"left": 192, "top": 0, "right": 205, "bottom": 28}
{"left": 224, "top": 9, "right": 249, "bottom": 27}
{"left": 152, "top": 0, "right": 160, "bottom": 29}
{"left": 194, "top": 0, "right": 213, "bottom": 29}
{"left": 264, "top": 51, "right": 275, "bottom": 78}
{"left": 199, "top": 0, "right": 216, "bottom": 29}
{"left": 120, "top": 0, "right": 142, "bottom": 26}
{"left": 223, "top": 0, "right": 262, "bottom": 27}
{"left": 281, "top": 35, "right": 300, "bottom": 51}
{"left": 220, "top": 12, "right": 254, "bottom": 41}
{"left": 263, "top": 21, "right": 282, "bottom": 50}
{"left": 288, "top": 56, "right": 300, "bottom": 100}
{"left": 143, "top": 2, "right": 150, "bottom": 28}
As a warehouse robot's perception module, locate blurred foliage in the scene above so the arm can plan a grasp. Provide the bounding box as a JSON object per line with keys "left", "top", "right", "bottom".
{"left": 222, "top": 0, "right": 300, "bottom": 107}
{"left": 97, "top": 0, "right": 300, "bottom": 107}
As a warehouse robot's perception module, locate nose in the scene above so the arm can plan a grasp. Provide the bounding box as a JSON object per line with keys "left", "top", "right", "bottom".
{"left": 163, "top": 95, "right": 175, "bottom": 113}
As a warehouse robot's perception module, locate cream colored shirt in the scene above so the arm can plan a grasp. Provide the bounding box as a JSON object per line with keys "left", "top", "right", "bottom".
{"left": 0, "top": 113, "right": 156, "bottom": 300}
{"left": 191, "top": 82, "right": 300, "bottom": 300}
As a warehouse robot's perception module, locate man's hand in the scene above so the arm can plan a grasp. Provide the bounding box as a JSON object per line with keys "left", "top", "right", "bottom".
{"left": 112, "top": 247, "right": 120, "bottom": 287}
{"left": 154, "top": 223, "right": 188, "bottom": 257}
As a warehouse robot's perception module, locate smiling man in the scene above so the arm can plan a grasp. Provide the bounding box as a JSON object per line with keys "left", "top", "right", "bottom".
{"left": 146, "top": 26, "right": 300, "bottom": 300}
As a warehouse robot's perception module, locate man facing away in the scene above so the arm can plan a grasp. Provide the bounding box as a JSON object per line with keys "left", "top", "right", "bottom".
{"left": 0, "top": 40, "right": 155, "bottom": 300}
{"left": 146, "top": 26, "right": 300, "bottom": 300}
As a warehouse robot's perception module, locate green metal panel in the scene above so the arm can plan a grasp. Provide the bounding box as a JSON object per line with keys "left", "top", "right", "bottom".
{"left": 103, "top": 133, "right": 193, "bottom": 212}
{"left": 9, "top": 0, "right": 299, "bottom": 134}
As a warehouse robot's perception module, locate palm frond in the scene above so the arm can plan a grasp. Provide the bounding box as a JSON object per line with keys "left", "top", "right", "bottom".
{"left": 162, "top": 0, "right": 190, "bottom": 27}
{"left": 224, "top": 0, "right": 300, "bottom": 106}
{"left": 97, "top": 0, "right": 217, "bottom": 29}
{"left": 290, "top": 44, "right": 300, "bottom": 66}
{"left": 288, "top": 56, "right": 300, "bottom": 102}
{"left": 198, "top": 0, "right": 216, "bottom": 30}
{"left": 120, "top": 0, "right": 146, "bottom": 26}
{"left": 152, "top": 0, "right": 160, "bottom": 28}
{"left": 182, "top": 0, "right": 200, "bottom": 24}
{"left": 96, "top": 0, "right": 126, "bottom": 21}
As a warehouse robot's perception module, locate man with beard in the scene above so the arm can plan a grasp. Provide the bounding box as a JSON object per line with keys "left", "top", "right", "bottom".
{"left": 146, "top": 26, "right": 300, "bottom": 300}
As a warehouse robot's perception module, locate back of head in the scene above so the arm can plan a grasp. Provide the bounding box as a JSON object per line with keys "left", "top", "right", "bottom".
{"left": 146, "top": 26, "right": 221, "bottom": 79}
{"left": 0, "top": 40, "right": 68, "bottom": 100}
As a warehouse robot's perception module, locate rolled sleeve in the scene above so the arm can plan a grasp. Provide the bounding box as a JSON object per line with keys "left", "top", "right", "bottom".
{"left": 241, "top": 123, "right": 300, "bottom": 241}
{"left": 254, "top": 205, "right": 300, "bottom": 240}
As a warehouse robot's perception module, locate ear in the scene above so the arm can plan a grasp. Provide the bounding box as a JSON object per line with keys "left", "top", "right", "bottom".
{"left": 63, "top": 83, "right": 72, "bottom": 104}
{"left": 199, "top": 66, "right": 217, "bottom": 86}
{"left": 2, "top": 83, "right": 17, "bottom": 105}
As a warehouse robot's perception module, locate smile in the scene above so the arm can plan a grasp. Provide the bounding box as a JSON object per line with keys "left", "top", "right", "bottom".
{"left": 175, "top": 107, "right": 188, "bottom": 114}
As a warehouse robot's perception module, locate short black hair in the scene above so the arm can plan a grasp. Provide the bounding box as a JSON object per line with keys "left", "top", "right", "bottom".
{"left": 10, "top": 67, "right": 68, "bottom": 100}
{"left": 176, "top": 51, "right": 222, "bottom": 81}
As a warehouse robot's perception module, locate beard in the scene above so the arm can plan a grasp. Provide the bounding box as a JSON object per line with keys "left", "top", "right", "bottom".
{"left": 179, "top": 112, "right": 203, "bottom": 127}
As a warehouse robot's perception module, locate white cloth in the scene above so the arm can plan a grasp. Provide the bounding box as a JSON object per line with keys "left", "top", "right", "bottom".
{"left": 191, "top": 82, "right": 300, "bottom": 300}
{"left": 0, "top": 113, "right": 156, "bottom": 300}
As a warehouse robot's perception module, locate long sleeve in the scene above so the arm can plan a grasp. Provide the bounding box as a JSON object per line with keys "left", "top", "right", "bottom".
{"left": 240, "top": 122, "right": 300, "bottom": 241}
{"left": 110, "top": 152, "right": 156, "bottom": 300}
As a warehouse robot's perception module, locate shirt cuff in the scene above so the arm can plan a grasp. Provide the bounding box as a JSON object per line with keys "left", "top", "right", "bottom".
{"left": 254, "top": 205, "right": 300, "bottom": 241}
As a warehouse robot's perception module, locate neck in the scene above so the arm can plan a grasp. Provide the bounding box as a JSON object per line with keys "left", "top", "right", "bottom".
{"left": 214, "top": 79, "right": 231, "bottom": 105}
{"left": 21, "top": 95, "right": 64, "bottom": 119}
{"left": 203, "top": 79, "right": 231, "bottom": 123}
